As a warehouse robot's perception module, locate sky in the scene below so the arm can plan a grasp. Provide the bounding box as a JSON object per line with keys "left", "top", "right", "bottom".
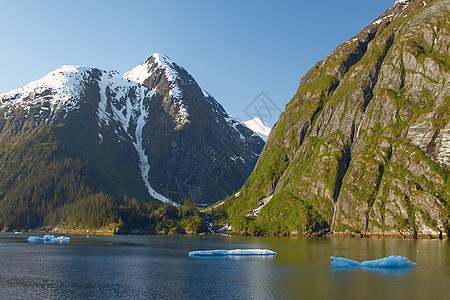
{"left": 0, "top": 0, "right": 395, "bottom": 125}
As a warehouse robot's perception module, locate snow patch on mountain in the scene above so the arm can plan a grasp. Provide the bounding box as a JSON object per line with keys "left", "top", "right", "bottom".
{"left": 96, "top": 70, "right": 173, "bottom": 203}
{"left": 201, "top": 89, "right": 210, "bottom": 98}
{"left": 99, "top": 71, "right": 133, "bottom": 132}
{"left": 174, "top": 99, "right": 190, "bottom": 130}
{"left": 242, "top": 117, "right": 272, "bottom": 140}
{"left": 125, "top": 53, "right": 189, "bottom": 129}
{"left": 371, "top": 0, "right": 410, "bottom": 26}
{"left": 224, "top": 115, "right": 249, "bottom": 141}
{"left": 131, "top": 90, "right": 174, "bottom": 205}
{"left": 124, "top": 53, "right": 182, "bottom": 99}
{"left": 202, "top": 88, "right": 226, "bottom": 114}
{"left": 0, "top": 65, "right": 89, "bottom": 119}
{"left": 122, "top": 63, "right": 148, "bottom": 84}
{"left": 98, "top": 133, "right": 104, "bottom": 143}
{"left": 152, "top": 53, "right": 182, "bottom": 99}
{"left": 373, "top": 13, "right": 397, "bottom": 25}
{"left": 97, "top": 69, "right": 150, "bottom": 130}
{"left": 97, "top": 73, "right": 111, "bottom": 126}
{"left": 230, "top": 155, "right": 245, "bottom": 163}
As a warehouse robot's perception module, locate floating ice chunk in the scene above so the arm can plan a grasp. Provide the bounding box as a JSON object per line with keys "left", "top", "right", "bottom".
{"left": 27, "top": 234, "right": 70, "bottom": 243}
{"left": 330, "top": 256, "right": 361, "bottom": 268}
{"left": 189, "top": 249, "right": 276, "bottom": 257}
{"left": 330, "top": 255, "right": 417, "bottom": 269}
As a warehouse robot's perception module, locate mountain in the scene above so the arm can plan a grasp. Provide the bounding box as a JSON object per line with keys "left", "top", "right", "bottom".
{"left": 224, "top": 0, "right": 449, "bottom": 238}
{"left": 0, "top": 54, "right": 264, "bottom": 230}
{"left": 122, "top": 54, "right": 264, "bottom": 204}
{"left": 242, "top": 117, "right": 272, "bottom": 140}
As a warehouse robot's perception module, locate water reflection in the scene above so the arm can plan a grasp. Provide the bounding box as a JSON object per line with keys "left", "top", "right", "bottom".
{"left": 189, "top": 255, "right": 276, "bottom": 261}
{"left": 360, "top": 266, "right": 417, "bottom": 275}
{"left": 0, "top": 233, "right": 448, "bottom": 299}
{"left": 331, "top": 266, "right": 417, "bottom": 275}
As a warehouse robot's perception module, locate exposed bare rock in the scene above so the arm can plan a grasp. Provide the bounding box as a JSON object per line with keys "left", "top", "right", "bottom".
{"left": 227, "top": 0, "right": 449, "bottom": 237}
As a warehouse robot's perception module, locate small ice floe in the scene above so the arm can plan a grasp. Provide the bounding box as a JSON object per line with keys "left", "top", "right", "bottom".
{"left": 27, "top": 234, "right": 70, "bottom": 243}
{"left": 189, "top": 249, "right": 277, "bottom": 257}
{"left": 330, "top": 255, "right": 417, "bottom": 269}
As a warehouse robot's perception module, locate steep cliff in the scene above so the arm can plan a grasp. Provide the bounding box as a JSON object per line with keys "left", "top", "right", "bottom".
{"left": 225, "top": 0, "right": 449, "bottom": 237}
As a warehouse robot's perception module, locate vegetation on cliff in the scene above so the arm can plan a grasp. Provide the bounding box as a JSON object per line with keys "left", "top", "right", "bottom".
{"left": 222, "top": 0, "right": 449, "bottom": 237}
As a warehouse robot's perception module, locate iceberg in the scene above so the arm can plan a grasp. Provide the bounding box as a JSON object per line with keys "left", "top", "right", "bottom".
{"left": 27, "top": 234, "right": 70, "bottom": 243}
{"left": 189, "top": 249, "right": 277, "bottom": 257}
{"left": 330, "top": 255, "right": 417, "bottom": 269}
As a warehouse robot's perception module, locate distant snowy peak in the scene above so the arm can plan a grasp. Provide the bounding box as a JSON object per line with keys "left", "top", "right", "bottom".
{"left": 243, "top": 117, "right": 272, "bottom": 140}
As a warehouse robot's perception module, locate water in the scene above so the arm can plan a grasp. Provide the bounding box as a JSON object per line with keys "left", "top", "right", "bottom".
{"left": 0, "top": 233, "right": 448, "bottom": 299}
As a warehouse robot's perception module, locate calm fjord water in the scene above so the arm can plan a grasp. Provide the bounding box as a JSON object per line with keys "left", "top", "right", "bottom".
{"left": 0, "top": 233, "right": 448, "bottom": 299}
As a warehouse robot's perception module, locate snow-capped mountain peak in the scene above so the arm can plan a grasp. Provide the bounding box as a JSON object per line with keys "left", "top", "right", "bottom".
{"left": 124, "top": 53, "right": 181, "bottom": 93}
{"left": 148, "top": 53, "right": 179, "bottom": 82}
{"left": 124, "top": 53, "right": 189, "bottom": 129}
{"left": 242, "top": 117, "right": 272, "bottom": 140}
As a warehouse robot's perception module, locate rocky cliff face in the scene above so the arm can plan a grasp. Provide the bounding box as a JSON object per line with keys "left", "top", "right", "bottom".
{"left": 226, "top": 0, "right": 449, "bottom": 237}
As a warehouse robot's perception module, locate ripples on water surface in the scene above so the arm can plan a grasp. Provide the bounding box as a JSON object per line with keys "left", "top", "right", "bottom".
{"left": 0, "top": 233, "right": 448, "bottom": 299}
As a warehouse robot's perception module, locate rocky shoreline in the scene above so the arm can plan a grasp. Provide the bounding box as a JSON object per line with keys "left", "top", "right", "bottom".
{"left": 29, "top": 230, "right": 450, "bottom": 240}
{"left": 210, "top": 230, "right": 449, "bottom": 239}
{"left": 4, "top": 226, "right": 448, "bottom": 240}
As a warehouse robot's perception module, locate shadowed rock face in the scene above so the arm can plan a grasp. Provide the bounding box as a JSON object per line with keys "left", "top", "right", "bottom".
{"left": 227, "top": 0, "right": 449, "bottom": 236}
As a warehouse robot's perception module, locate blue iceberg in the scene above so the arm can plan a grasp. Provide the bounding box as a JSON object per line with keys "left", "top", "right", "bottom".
{"left": 27, "top": 234, "right": 70, "bottom": 243}
{"left": 189, "top": 249, "right": 277, "bottom": 257}
{"left": 330, "top": 255, "right": 417, "bottom": 269}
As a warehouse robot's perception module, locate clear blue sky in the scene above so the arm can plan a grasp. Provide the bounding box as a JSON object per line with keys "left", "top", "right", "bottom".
{"left": 0, "top": 0, "right": 394, "bottom": 124}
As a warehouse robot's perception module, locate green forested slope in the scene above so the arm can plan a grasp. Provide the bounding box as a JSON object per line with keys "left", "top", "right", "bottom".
{"left": 223, "top": 0, "right": 449, "bottom": 237}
